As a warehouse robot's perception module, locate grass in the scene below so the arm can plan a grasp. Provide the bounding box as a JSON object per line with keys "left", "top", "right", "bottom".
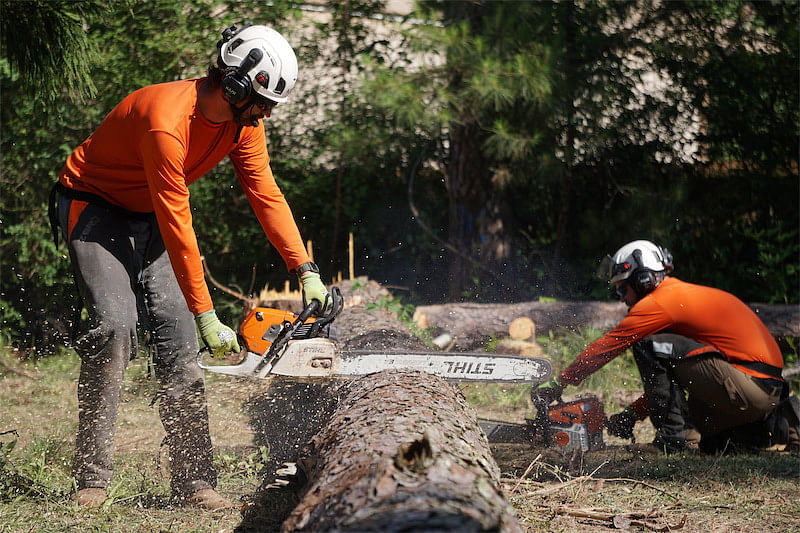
{"left": 0, "top": 348, "right": 263, "bottom": 533}
{"left": 1, "top": 331, "right": 798, "bottom": 532}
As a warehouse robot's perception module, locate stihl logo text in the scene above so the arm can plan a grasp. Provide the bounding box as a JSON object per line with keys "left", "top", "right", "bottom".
{"left": 300, "top": 346, "right": 328, "bottom": 354}
{"left": 443, "top": 361, "right": 495, "bottom": 375}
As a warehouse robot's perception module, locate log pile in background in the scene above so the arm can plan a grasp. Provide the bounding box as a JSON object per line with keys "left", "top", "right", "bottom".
{"left": 495, "top": 317, "right": 544, "bottom": 358}
{"left": 282, "top": 370, "right": 522, "bottom": 533}
{"left": 414, "top": 300, "right": 800, "bottom": 351}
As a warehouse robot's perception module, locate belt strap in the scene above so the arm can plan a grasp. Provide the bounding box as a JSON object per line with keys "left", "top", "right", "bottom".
{"left": 736, "top": 359, "right": 784, "bottom": 380}
{"left": 48, "top": 182, "right": 153, "bottom": 246}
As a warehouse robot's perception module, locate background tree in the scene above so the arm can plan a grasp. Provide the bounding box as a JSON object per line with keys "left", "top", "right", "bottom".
{"left": 360, "top": 0, "right": 797, "bottom": 302}
{"left": 1, "top": 0, "right": 797, "bottom": 350}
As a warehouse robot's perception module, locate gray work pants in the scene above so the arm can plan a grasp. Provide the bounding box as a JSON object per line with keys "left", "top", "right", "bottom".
{"left": 58, "top": 194, "right": 217, "bottom": 496}
{"left": 634, "top": 333, "right": 783, "bottom": 449}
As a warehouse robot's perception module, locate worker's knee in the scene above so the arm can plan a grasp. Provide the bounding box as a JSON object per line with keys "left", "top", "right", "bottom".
{"left": 74, "top": 317, "right": 138, "bottom": 363}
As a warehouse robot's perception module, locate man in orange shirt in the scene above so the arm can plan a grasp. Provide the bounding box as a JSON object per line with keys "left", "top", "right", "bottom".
{"left": 48, "top": 24, "right": 329, "bottom": 508}
{"left": 535, "top": 240, "right": 798, "bottom": 454}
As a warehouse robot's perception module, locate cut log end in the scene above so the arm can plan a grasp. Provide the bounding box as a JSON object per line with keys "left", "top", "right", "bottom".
{"left": 508, "top": 317, "right": 535, "bottom": 340}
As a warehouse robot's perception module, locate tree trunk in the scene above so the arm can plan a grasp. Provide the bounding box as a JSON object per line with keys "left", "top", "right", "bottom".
{"left": 282, "top": 369, "right": 523, "bottom": 533}
{"left": 413, "top": 300, "right": 800, "bottom": 350}
{"left": 446, "top": 119, "right": 491, "bottom": 299}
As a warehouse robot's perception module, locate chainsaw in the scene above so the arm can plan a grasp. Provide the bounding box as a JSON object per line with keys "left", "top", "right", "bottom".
{"left": 479, "top": 394, "right": 606, "bottom": 453}
{"left": 197, "top": 286, "right": 553, "bottom": 385}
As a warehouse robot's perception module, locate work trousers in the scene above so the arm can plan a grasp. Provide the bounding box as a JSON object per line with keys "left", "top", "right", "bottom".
{"left": 57, "top": 194, "right": 217, "bottom": 496}
{"left": 633, "top": 334, "right": 783, "bottom": 449}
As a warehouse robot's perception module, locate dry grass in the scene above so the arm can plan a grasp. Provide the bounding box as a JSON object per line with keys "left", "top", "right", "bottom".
{"left": 1, "top": 349, "right": 798, "bottom": 532}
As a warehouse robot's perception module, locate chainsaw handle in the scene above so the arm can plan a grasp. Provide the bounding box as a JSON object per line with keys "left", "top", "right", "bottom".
{"left": 298, "top": 299, "right": 321, "bottom": 323}
{"left": 314, "top": 286, "right": 342, "bottom": 327}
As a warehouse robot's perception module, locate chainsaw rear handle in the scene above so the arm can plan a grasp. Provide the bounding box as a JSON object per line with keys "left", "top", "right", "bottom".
{"left": 265, "top": 286, "right": 341, "bottom": 359}
{"left": 309, "top": 286, "right": 343, "bottom": 334}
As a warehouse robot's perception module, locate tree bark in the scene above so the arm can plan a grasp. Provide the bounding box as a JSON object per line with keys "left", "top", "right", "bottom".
{"left": 413, "top": 300, "right": 800, "bottom": 350}
{"left": 282, "top": 369, "right": 523, "bottom": 533}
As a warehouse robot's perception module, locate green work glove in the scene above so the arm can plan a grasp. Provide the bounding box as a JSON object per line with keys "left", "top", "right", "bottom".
{"left": 301, "top": 271, "right": 330, "bottom": 313}
{"left": 195, "top": 310, "right": 240, "bottom": 357}
{"left": 606, "top": 407, "right": 638, "bottom": 440}
{"left": 532, "top": 377, "right": 563, "bottom": 405}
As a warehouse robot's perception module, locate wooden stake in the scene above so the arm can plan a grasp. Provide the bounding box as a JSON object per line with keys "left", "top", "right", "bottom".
{"left": 348, "top": 232, "right": 354, "bottom": 280}
{"left": 307, "top": 239, "right": 314, "bottom": 262}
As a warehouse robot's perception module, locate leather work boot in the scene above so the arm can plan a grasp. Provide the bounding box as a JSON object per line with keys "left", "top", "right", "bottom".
{"left": 187, "top": 488, "right": 235, "bottom": 511}
{"left": 75, "top": 488, "right": 107, "bottom": 508}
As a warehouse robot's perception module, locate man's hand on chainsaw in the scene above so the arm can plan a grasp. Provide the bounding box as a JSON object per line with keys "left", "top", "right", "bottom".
{"left": 533, "top": 377, "right": 563, "bottom": 405}
{"left": 196, "top": 310, "right": 240, "bottom": 357}
{"left": 301, "top": 271, "right": 330, "bottom": 313}
{"left": 606, "top": 407, "right": 638, "bottom": 440}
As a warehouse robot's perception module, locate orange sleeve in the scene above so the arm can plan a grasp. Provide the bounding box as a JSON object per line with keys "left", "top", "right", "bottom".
{"left": 560, "top": 297, "right": 672, "bottom": 386}
{"left": 230, "top": 127, "right": 310, "bottom": 272}
{"left": 141, "top": 130, "right": 213, "bottom": 315}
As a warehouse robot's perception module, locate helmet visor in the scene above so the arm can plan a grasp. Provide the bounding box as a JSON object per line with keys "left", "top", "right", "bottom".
{"left": 254, "top": 96, "right": 278, "bottom": 112}
{"left": 596, "top": 255, "right": 614, "bottom": 281}
{"left": 596, "top": 254, "right": 635, "bottom": 283}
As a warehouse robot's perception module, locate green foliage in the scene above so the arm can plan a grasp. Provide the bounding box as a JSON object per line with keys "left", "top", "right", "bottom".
{"left": 459, "top": 382, "right": 532, "bottom": 410}
{"left": 365, "top": 293, "right": 434, "bottom": 346}
{"left": 215, "top": 445, "right": 270, "bottom": 480}
{"left": 1, "top": 0, "right": 797, "bottom": 349}
{"left": 0, "top": 1, "right": 106, "bottom": 102}
{"left": 366, "top": 294, "right": 416, "bottom": 323}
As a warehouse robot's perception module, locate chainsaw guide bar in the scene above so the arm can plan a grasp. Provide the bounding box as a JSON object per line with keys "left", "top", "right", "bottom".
{"left": 197, "top": 286, "right": 552, "bottom": 385}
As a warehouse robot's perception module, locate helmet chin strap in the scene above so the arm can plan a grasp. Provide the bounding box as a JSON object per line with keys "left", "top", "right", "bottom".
{"left": 228, "top": 98, "right": 259, "bottom": 127}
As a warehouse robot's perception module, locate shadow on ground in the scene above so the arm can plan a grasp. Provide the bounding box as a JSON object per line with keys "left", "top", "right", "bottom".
{"left": 490, "top": 441, "right": 800, "bottom": 483}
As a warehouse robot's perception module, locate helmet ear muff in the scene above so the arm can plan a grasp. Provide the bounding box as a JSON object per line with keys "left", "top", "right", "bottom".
{"left": 632, "top": 270, "right": 658, "bottom": 295}
{"left": 218, "top": 26, "right": 263, "bottom": 106}
{"left": 222, "top": 66, "right": 251, "bottom": 105}
{"left": 629, "top": 248, "right": 659, "bottom": 297}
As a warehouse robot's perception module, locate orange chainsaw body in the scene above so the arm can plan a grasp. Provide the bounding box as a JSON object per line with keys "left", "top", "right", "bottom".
{"left": 239, "top": 307, "right": 317, "bottom": 355}
{"left": 548, "top": 396, "right": 606, "bottom": 452}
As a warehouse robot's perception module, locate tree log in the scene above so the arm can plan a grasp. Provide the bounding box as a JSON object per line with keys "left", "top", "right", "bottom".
{"left": 413, "top": 301, "right": 800, "bottom": 350}
{"left": 237, "top": 302, "right": 439, "bottom": 532}
{"left": 282, "top": 369, "right": 522, "bottom": 532}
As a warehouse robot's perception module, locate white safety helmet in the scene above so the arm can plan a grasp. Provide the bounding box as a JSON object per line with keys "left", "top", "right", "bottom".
{"left": 598, "top": 240, "right": 674, "bottom": 297}
{"left": 217, "top": 23, "right": 298, "bottom": 105}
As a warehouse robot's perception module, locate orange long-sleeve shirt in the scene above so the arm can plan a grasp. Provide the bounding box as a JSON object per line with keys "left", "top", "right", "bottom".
{"left": 560, "top": 277, "right": 783, "bottom": 390}
{"left": 59, "top": 78, "right": 310, "bottom": 315}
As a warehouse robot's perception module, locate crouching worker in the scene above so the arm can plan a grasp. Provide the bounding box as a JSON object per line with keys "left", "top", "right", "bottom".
{"left": 534, "top": 240, "right": 798, "bottom": 454}
{"left": 48, "top": 24, "right": 330, "bottom": 508}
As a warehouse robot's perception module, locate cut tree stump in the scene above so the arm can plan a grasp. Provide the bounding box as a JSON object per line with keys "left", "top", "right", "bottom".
{"left": 282, "top": 369, "right": 523, "bottom": 533}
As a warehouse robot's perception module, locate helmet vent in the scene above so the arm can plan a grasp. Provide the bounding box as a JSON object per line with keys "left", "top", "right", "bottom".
{"left": 229, "top": 38, "right": 243, "bottom": 51}
{"left": 275, "top": 78, "right": 286, "bottom": 94}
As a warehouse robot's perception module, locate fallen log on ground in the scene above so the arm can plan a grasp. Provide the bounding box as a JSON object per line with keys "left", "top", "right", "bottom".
{"left": 237, "top": 298, "right": 439, "bottom": 531}
{"left": 282, "top": 369, "right": 522, "bottom": 532}
{"left": 413, "top": 301, "right": 800, "bottom": 350}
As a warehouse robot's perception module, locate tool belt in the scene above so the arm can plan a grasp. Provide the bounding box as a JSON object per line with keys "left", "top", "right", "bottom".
{"left": 48, "top": 181, "right": 153, "bottom": 247}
